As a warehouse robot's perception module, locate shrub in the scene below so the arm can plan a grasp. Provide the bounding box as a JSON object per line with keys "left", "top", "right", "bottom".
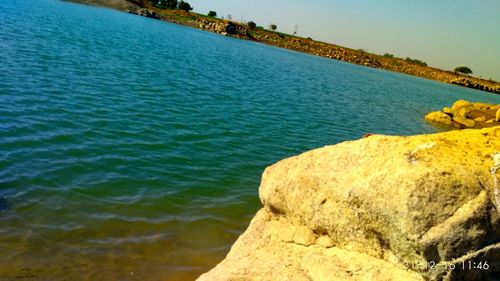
{"left": 454, "top": 66, "right": 473, "bottom": 74}
{"left": 247, "top": 21, "right": 256, "bottom": 29}
{"left": 269, "top": 24, "right": 277, "bottom": 31}
{"left": 405, "top": 57, "right": 427, "bottom": 67}
{"left": 382, "top": 53, "right": 394, "bottom": 58}
{"left": 178, "top": 1, "right": 193, "bottom": 11}
{"left": 208, "top": 11, "right": 217, "bottom": 17}
{"left": 226, "top": 22, "right": 237, "bottom": 34}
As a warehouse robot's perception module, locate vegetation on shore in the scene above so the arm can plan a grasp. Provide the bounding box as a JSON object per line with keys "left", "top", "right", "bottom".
{"left": 454, "top": 66, "right": 473, "bottom": 75}
{"left": 69, "top": 0, "right": 500, "bottom": 94}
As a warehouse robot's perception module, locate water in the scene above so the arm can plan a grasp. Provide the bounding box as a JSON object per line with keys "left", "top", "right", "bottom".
{"left": 1, "top": 0, "right": 499, "bottom": 280}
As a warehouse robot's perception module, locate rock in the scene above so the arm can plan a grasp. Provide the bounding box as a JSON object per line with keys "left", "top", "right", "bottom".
{"left": 425, "top": 100, "right": 500, "bottom": 129}
{"left": 497, "top": 108, "right": 500, "bottom": 122}
{"left": 316, "top": 236, "right": 335, "bottom": 248}
{"left": 424, "top": 111, "right": 453, "bottom": 126}
{"left": 198, "top": 127, "right": 500, "bottom": 281}
{"left": 133, "top": 8, "right": 160, "bottom": 20}
{"left": 453, "top": 113, "right": 475, "bottom": 128}
{"left": 442, "top": 107, "right": 453, "bottom": 114}
{"left": 293, "top": 226, "right": 317, "bottom": 246}
{"left": 451, "top": 100, "right": 470, "bottom": 111}
{"left": 474, "top": 116, "right": 486, "bottom": 122}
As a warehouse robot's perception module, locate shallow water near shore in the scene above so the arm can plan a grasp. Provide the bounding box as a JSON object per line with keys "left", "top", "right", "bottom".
{"left": 1, "top": 0, "right": 500, "bottom": 280}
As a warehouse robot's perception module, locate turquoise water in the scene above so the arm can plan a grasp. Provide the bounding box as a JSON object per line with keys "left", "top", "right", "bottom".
{"left": 1, "top": 0, "right": 499, "bottom": 280}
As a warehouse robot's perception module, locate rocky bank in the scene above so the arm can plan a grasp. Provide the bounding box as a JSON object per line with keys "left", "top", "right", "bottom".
{"left": 199, "top": 127, "right": 500, "bottom": 281}
{"left": 425, "top": 100, "right": 500, "bottom": 129}
{"left": 67, "top": 0, "right": 500, "bottom": 95}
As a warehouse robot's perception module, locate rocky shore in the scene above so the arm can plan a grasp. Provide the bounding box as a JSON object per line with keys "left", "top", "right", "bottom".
{"left": 199, "top": 127, "right": 500, "bottom": 281}
{"left": 67, "top": 0, "right": 500, "bottom": 94}
{"left": 425, "top": 100, "right": 500, "bottom": 129}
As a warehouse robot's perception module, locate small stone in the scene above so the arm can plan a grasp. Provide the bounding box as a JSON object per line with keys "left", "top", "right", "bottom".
{"left": 316, "top": 236, "right": 335, "bottom": 248}
{"left": 293, "top": 227, "right": 316, "bottom": 246}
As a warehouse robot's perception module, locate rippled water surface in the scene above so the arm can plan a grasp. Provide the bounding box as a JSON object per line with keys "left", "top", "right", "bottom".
{"left": 1, "top": 0, "right": 500, "bottom": 280}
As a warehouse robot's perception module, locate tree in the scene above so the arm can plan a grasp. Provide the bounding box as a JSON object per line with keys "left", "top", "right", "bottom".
{"left": 208, "top": 11, "right": 217, "bottom": 17}
{"left": 269, "top": 23, "right": 277, "bottom": 31}
{"left": 247, "top": 21, "right": 256, "bottom": 29}
{"left": 405, "top": 57, "right": 427, "bottom": 67}
{"left": 454, "top": 66, "right": 473, "bottom": 75}
{"left": 178, "top": 1, "right": 193, "bottom": 11}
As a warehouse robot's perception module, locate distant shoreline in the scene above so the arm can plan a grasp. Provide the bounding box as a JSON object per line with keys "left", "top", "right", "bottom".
{"left": 67, "top": 0, "right": 500, "bottom": 94}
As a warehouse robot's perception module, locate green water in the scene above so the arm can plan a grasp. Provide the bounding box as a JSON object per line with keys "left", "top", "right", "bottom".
{"left": 1, "top": 0, "right": 500, "bottom": 280}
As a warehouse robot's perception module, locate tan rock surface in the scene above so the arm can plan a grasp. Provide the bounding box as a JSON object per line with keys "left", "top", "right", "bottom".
{"left": 199, "top": 127, "right": 500, "bottom": 281}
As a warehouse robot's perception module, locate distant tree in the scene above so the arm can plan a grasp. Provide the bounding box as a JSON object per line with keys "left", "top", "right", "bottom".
{"left": 208, "top": 11, "right": 217, "bottom": 17}
{"left": 454, "top": 66, "right": 473, "bottom": 75}
{"left": 227, "top": 14, "right": 232, "bottom": 20}
{"left": 405, "top": 57, "right": 427, "bottom": 67}
{"left": 178, "top": 0, "right": 193, "bottom": 11}
{"left": 156, "top": 0, "right": 177, "bottom": 9}
{"left": 269, "top": 23, "right": 277, "bottom": 31}
{"left": 247, "top": 21, "right": 256, "bottom": 29}
{"left": 382, "top": 53, "right": 394, "bottom": 58}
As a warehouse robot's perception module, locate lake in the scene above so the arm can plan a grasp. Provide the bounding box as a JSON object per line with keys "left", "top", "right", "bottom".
{"left": 1, "top": 0, "right": 499, "bottom": 280}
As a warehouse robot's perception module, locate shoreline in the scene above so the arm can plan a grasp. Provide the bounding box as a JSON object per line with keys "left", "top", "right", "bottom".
{"left": 66, "top": 0, "right": 500, "bottom": 95}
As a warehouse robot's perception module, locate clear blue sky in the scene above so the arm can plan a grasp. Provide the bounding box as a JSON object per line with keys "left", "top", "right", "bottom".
{"left": 188, "top": 0, "right": 500, "bottom": 81}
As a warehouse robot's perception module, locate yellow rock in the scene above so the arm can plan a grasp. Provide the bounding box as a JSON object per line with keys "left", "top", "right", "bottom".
{"left": 199, "top": 127, "right": 500, "bottom": 281}
{"left": 474, "top": 116, "right": 486, "bottom": 122}
{"left": 424, "top": 111, "right": 452, "bottom": 126}
{"left": 451, "top": 99, "right": 470, "bottom": 111}
{"left": 425, "top": 100, "right": 500, "bottom": 129}
{"left": 453, "top": 114, "right": 475, "bottom": 127}
{"left": 472, "top": 102, "right": 493, "bottom": 111}
{"left": 442, "top": 107, "right": 454, "bottom": 114}
{"left": 457, "top": 107, "right": 468, "bottom": 117}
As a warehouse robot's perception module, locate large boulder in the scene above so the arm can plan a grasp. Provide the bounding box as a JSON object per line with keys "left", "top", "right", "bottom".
{"left": 199, "top": 127, "right": 500, "bottom": 281}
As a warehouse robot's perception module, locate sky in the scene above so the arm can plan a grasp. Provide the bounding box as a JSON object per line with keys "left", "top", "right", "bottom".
{"left": 187, "top": 0, "right": 500, "bottom": 81}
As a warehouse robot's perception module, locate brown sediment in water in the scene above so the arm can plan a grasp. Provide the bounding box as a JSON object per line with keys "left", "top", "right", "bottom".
{"left": 0, "top": 209, "right": 249, "bottom": 281}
